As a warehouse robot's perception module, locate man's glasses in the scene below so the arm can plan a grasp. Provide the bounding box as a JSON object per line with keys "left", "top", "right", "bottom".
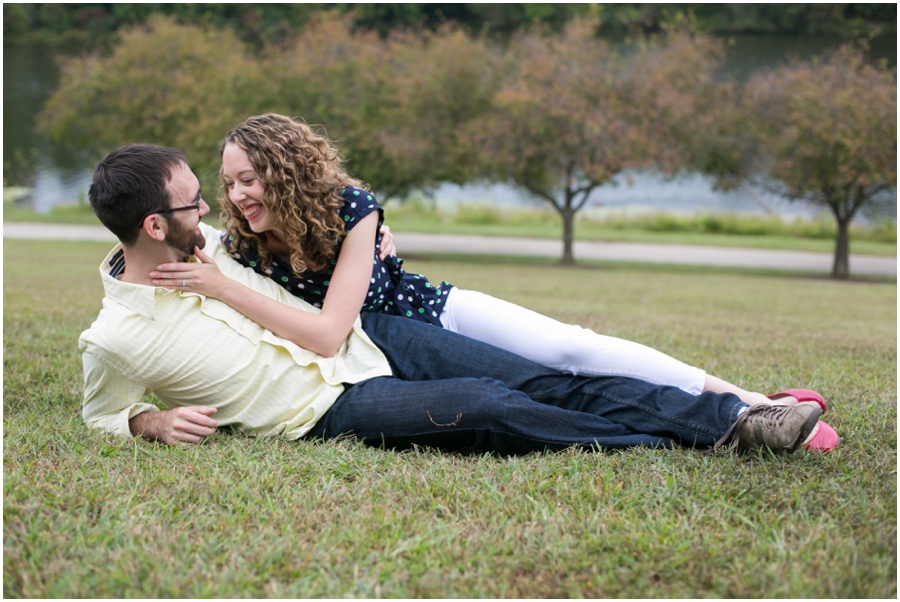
{"left": 139, "top": 200, "right": 202, "bottom": 227}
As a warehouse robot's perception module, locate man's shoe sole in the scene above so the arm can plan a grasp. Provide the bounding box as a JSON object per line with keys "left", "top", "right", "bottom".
{"left": 788, "top": 406, "right": 822, "bottom": 452}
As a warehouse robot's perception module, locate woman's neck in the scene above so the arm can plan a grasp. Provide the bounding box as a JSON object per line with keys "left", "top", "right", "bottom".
{"left": 264, "top": 230, "right": 291, "bottom": 258}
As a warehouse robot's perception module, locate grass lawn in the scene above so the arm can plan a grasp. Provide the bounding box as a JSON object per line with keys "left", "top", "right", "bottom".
{"left": 3, "top": 239, "right": 897, "bottom": 598}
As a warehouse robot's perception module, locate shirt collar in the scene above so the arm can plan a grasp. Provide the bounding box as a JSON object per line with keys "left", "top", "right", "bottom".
{"left": 98, "top": 243, "right": 200, "bottom": 320}
{"left": 97, "top": 244, "right": 156, "bottom": 319}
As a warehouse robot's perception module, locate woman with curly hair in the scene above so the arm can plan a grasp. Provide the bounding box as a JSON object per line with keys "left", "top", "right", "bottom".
{"left": 150, "top": 113, "right": 837, "bottom": 451}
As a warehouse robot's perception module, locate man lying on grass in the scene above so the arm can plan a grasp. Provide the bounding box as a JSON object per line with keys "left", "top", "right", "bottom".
{"left": 79, "top": 144, "right": 828, "bottom": 456}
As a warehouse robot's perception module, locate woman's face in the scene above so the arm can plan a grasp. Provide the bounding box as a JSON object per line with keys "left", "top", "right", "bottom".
{"left": 222, "top": 142, "right": 276, "bottom": 234}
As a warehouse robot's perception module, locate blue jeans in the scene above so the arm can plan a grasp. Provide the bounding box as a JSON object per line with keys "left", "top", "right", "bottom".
{"left": 305, "top": 312, "right": 746, "bottom": 455}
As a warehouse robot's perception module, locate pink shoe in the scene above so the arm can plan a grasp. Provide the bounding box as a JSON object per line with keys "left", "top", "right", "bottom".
{"left": 767, "top": 388, "right": 826, "bottom": 413}
{"left": 802, "top": 421, "right": 839, "bottom": 453}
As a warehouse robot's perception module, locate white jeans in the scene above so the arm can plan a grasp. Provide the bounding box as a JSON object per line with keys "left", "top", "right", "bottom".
{"left": 439, "top": 288, "right": 707, "bottom": 395}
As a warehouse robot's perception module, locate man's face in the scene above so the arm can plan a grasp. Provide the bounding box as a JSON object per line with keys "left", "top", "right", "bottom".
{"left": 164, "top": 163, "right": 210, "bottom": 256}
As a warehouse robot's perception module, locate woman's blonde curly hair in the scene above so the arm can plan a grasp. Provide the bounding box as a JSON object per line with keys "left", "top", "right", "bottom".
{"left": 220, "top": 113, "right": 367, "bottom": 275}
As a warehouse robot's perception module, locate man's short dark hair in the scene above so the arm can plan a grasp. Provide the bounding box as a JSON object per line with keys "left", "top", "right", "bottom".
{"left": 88, "top": 144, "right": 189, "bottom": 245}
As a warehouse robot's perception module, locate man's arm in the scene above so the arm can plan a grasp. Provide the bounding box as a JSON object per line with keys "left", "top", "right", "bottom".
{"left": 82, "top": 350, "right": 217, "bottom": 444}
{"left": 377, "top": 224, "right": 395, "bottom": 260}
{"left": 129, "top": 406, "right": 218, "bottom": 445}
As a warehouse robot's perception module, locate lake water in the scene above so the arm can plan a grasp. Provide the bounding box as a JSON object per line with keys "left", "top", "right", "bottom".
{"left": 3, "top": 33, "right": 896, "bottom": 221}
{"left": 431, "top": 173, "right": 825, "bottom": 220}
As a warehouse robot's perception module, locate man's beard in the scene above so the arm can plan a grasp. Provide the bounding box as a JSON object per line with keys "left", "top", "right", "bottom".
{"left": 165, "top": 218, "right": 207, "bottom": 257}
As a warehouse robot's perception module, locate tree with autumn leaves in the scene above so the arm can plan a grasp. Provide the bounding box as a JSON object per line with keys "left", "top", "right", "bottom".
{"left": 737, "top": 45, "right": 896, "bottom": 279}
{"left": 463, "top": 20, "right": 728, "bottom": 265}
{"left": 37, "top": 16, "right": 270, "bottom": 188}
{"left": 38, "top": 14, "right": 895, "bottom": 277}
{"left": 384, "top": 26, "right": 897, "bottom": 275}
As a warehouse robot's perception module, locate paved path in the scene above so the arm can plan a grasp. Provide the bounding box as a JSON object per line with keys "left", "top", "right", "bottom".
{"left": 4, "top": 222, "right": 897, "bottom": 276}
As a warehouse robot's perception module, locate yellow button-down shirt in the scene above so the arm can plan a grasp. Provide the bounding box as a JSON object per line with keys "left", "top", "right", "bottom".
{"left": 79, "top": 222, "right": 392, "bottom": 439}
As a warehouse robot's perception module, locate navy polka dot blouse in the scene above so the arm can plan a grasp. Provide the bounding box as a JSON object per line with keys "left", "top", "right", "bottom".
{"left": 223, "top": 186, "right": 453, "bottom": 327}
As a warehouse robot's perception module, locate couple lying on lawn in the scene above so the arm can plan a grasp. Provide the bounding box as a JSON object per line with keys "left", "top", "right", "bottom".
{"left": 80, "top": 133, "right": 838, "bottom": 456}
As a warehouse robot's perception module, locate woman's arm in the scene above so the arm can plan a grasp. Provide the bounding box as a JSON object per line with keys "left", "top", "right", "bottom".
{"left": 150, "top": 213, "right": 380, "bottom": 358}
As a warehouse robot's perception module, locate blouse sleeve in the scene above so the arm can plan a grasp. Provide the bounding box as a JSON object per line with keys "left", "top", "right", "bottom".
{"left": 340, "top": 187, "right": 383, "bottom": 232}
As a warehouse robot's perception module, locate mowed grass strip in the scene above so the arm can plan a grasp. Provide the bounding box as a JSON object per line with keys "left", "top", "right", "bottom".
{"left": 5, "top": 202, "right": 897, "bottom": 256}
{"left": 4, "top": 239, "right": 896, "bottom": 598}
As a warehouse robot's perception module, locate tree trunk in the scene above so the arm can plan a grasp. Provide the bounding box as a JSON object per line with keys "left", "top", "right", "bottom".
{"left": 832, "top": 216, "right": 851, "bottom": 279}
{"left": 561, "top": 206, "right": 575, "bottom": 265}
